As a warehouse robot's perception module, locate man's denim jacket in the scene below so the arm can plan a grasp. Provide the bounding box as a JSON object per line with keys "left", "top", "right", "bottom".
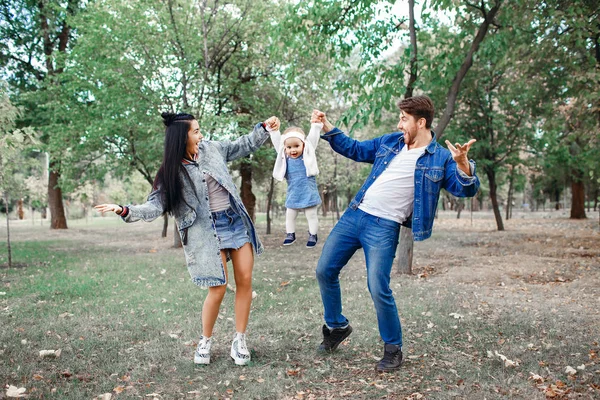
{"left": 122, "top": 123, "right": 269, "bottom": 287}
{"left": 321, "top": 127, "right": 480, "bottom": 241}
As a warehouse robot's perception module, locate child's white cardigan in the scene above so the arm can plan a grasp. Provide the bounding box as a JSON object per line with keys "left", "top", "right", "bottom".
{"left": 270, "top": 122, "right": 323, "bottom": 182}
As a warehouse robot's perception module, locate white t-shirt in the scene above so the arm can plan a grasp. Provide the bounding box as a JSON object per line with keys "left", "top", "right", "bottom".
{"left": 358, "top": 145, "right": 427, "bottom": 223}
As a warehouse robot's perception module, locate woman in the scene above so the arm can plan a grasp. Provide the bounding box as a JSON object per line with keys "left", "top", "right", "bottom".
{"left": 95, "top": 112, "right": 280, "bottom": 366}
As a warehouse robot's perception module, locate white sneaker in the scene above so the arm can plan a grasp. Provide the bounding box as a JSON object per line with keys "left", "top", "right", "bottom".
{"left": 194, "top": 336, "right": 211, "bottom": 364}
{"left": 230, "top": 332, "right": 251, "bottom": 365}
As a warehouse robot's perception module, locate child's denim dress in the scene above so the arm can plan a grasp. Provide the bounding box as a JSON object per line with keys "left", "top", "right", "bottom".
{"left": 285, "top": 156, "right": 322, "bottom": 209}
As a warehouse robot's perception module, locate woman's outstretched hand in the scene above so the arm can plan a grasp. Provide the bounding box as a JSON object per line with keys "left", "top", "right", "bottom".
{"left": 94, "top": 204, "right": 123, "bottom": 215}
{"left": 264, "top": 116, "right": 280, "bottom": 131}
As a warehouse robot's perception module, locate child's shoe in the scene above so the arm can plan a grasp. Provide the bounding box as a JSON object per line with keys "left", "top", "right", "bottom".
{"left": 194, "top": 335, "right": 212, "bottom": 364}
{"left": 306, "top": 233, "right": 318, "bottom": 248}
{"left": 283, "top": 232, "right": 296, "bottom": 246}
{"left": 231, "top": 332, "right": 251, "bottom": 365}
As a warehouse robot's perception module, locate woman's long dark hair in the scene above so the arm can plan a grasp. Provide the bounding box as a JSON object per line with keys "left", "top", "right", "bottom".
{"left": 154, "top": 112, "right": 196, "bottom": 214}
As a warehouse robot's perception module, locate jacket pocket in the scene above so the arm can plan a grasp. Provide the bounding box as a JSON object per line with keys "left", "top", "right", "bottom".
{"left": 375, "top": 145, "right": 393, "bottom": 158}
{"left": 177, "top": 209, "right": 197, "bottom": 245}
{"left": 424, "top": 168, "right": 444, "bottom": 194}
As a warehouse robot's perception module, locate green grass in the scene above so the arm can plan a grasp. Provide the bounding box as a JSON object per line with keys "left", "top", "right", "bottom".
{"left": 1, "top": 215, "right": 599, "bottom": 399}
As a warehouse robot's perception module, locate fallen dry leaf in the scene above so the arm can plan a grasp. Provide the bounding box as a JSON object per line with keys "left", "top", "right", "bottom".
{"left": 39, "top": 349, "right": 61, "bottom": 358}
{"left": 494, "top": 351, "right": 518, "bottom": 367}
{"left": 529, "top": 372, "right": 544, "bottom": 383}
{"left": 113, "top": 386, "right": 125, "bottom": 394}
{"left": 565, "top": 366, "right": 577, "bottom": 375}
{"left": 6, "top": 385, "right": 27, "bottom": 398}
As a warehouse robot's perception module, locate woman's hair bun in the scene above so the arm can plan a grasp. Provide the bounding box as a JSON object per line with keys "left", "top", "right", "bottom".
{"left": 161, "top": 112, "right": 196, "bottom": 127}
{"left": 161, "top": 112, "right": 177, "bottom": 127}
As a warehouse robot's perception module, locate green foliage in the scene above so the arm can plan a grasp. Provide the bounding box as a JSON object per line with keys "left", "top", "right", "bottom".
{"left": 0, "top": 87, "right": 40, "bottom": 207}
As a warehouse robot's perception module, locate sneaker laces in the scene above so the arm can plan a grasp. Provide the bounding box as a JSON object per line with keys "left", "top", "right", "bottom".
{"left": 235, "top": 333, "right": 249, "bottom": 356}
{"left": 381, "top": 345, "right": 400, "bottom": 363}
{"left": 198, "top": 336, "right": 211, "bottom": 350}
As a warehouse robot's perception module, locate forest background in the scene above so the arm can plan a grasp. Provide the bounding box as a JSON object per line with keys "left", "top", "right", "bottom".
{"left": 1, "top": 0, "right": 598, "bottom": 236}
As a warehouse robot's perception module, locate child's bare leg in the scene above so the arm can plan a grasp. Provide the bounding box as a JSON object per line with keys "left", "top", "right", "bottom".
{"left": 201, "top": 250, "right": 229, "bottom": 337}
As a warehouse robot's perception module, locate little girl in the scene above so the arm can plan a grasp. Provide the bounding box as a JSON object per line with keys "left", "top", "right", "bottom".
{"left": 96, "top": 112, "right": 280, "bottom": 366}
{"left": 270, "top": 122, "right": 323, "bottom": 248}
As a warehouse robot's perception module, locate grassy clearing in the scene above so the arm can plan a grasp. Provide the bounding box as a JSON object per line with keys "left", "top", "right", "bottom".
{"left": 1, "top": 212, "right": 599, "bottom": 399}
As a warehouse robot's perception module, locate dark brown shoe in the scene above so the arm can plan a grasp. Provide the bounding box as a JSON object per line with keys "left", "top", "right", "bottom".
{"left": 376, "top": 343, "right": 403, "bottom": 372}
{"left": 318, "top": 324, "right": 352, "bottom": 352}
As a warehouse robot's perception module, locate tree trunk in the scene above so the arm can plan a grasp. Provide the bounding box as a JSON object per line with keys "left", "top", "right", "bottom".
{"left": 266, "top": 176, "right": 275, "bottom": 234}
{"left": 570, "top": 179, "right": 586, "bottom": 219}
{"left": 321, "top": 187, "right": 330, "bottom": 217}
{"left": 456, "top": 200, "right": 464, "bottom": 219}
{"left": 396, "top": 0, "right": 419, "bottom": 273}
{"left": 162, "top": 214, "right": 169, "bottom": 238}
{"left": 240, "top": 158, "right": 256, "bottom": 222}
{"left": 505, "top": 168, "right": 515, "bottom": 220}
{"left": 17, "top": 199, "right": 24, "bottom": 220}
{"left": 4, "top": 193, "right": 12, "bottom": 268}
{"left": 332, "top": 154, "right": 340, "bottom": 220}
{"left": 403, "top": 0, "right": 418, "bottom": 99}
{"left": 472, "top": 192, "right": 480, "bottom": 211}
{"left": 396, "top": 226, "right": 413, "bottom": 274}
{"left": 434, "top": 2, "right": 502, "bottom": 138}
{"left": 48, "top": 168, "right": 68, "bottom": 229}
{"left": 173, "top": 218, "right": 182, "bottom": 248}
{"left": 486, "top": 168, "right": 505, "bottom": 231}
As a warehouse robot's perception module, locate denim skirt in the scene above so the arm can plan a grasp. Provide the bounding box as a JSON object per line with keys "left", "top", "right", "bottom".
{"left": 212, "top": 207, "right": 250, "bottom": 250}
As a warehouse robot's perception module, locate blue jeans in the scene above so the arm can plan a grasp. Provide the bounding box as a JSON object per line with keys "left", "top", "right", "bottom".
{"left": 316, "top": 208, "right": 402, "bottom": 346}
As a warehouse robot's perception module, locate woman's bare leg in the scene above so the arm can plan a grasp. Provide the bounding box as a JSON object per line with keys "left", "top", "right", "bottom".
{"left": 201, "top": 250, "right": 229, "bottom": 337}
{"left": 230, "top": 242, "right": 254, "bottom": 333}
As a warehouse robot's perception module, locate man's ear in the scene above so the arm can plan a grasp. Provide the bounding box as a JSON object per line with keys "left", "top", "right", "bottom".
{"left": 418, "top": 117, "right": 427, "bottom": 129}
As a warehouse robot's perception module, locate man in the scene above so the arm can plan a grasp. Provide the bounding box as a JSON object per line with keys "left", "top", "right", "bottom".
{"left": 313, "top": 95, "right": 479, "bottom": 372}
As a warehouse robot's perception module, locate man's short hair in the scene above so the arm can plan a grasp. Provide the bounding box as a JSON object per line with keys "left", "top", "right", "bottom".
{"left": 397, "top": 95, "right": 435, "bottom": 129}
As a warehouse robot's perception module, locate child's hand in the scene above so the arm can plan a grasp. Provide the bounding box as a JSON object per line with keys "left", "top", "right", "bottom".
{"left": 94, "top": 204, "right": 123, "bottom": 215}
{"left": 264, "top": 116, "right": 280, "bottom": 131}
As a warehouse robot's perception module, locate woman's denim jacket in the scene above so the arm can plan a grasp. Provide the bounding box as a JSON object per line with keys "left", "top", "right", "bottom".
{"left": 122, "top": 123, "right": 269, "bottom": 287}
{"left": 321, "top": 127, "right": 480, "bottom": 241}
